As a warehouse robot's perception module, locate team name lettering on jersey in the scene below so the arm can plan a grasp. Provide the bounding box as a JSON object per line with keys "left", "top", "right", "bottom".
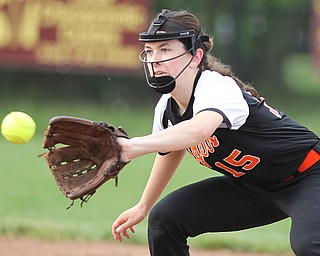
{"left": 187, "top": 136, "right": 219, "bottom": 168}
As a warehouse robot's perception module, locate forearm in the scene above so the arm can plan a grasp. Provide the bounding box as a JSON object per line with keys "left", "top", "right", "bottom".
{"left": 130, "top": 120, "right": 202, "bottom": 157}
{"left": 138, "top": 150, "right": 186, "bottom": 214}
{"left": 126, "top": 111, "right": 223, "bottom": 160}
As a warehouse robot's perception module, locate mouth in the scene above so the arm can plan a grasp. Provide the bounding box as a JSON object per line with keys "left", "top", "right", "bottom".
{"left": 154, "top": 71, "right": 168, "bottom": 77}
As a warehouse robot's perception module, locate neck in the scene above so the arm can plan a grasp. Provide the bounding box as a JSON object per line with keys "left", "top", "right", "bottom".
{"left": 171, "top": 68, "right": 200, "bottom": 114}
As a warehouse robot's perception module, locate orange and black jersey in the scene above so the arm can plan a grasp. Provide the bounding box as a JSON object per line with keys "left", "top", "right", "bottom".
{"left": 152, "top": 70, "right": 319, "bottom": 186}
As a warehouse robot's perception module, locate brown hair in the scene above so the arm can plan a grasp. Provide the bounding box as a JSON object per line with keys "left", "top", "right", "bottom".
{"left": 169, "top": 10, "right": 259, "bottom": 98}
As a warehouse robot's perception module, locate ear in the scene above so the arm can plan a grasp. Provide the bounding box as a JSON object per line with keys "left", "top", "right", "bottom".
{"left": 189, "top": 48, "right": 204, "bottom": 69}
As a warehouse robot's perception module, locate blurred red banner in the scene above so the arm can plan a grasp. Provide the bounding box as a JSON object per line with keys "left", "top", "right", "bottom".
{"left": 0, "top": 0, "right": 150, "bottom": 75}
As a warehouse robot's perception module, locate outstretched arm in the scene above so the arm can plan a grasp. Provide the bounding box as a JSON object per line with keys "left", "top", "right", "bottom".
{"left": 120, "top": 110, "right": 223, "bottom": 161}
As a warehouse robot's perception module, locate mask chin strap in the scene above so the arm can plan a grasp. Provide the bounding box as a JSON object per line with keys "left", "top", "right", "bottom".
{"left": 142, "top": 49, "right": 195, "bottom": 94}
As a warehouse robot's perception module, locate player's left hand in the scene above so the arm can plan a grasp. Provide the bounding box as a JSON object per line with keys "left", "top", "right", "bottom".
{"left": 112, "top": 204, "right": 148, "bottom": 242}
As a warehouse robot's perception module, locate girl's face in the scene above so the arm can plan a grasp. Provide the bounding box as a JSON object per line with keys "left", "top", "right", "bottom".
{"left": 143, "top": 39, "right": 193, "bottom": 80}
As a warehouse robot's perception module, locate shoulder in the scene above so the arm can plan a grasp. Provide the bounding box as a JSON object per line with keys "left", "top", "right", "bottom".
{"left": 198, "top": 70, "right": 237, "bottom": 84}
{"left": 195, "top": 70, "right": 244, "bottom": 104}
{"left": 196, "top": 70, "right": 241, "bottom": 94}
{"left": 193, "top": 70, "right": 249, "bottom": 129}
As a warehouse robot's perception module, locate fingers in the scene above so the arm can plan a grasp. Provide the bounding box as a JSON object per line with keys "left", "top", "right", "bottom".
{"left": 112, "top": 204, "right": 147, "bottom": 243}
{"left": 113, "top": 230, "right": 122, "bottom": 242}
{"left": 113, "top": 225, "right": 135, "bottom": 242}
{"left": 112, "top": 219, "right": 124, "bottom": 242}
{"left": 122, "top": 228, "right": 132, "bottom": 240}
{"left": 112, "top": 217, "right": 135, "bottom": 242}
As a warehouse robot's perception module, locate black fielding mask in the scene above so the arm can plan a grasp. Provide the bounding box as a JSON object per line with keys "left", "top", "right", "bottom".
{"left": 138, "top": 9, "right": 209, "bottom": 94}
{"left": 148, "top": 76, "right": 175, "bottom": 94}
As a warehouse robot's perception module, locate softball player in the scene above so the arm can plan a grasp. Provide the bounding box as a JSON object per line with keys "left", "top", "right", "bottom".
{"left": 112, "top": 9, "right": 320, "bottom": 256}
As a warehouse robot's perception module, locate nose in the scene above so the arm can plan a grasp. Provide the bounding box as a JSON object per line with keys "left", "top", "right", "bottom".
{"left": 151, "top": 61, "right": 160, "bottom": 67}
{"left": 147, "top": 55, "right": 161, "bottom": 72}
{"left": 147, "top": 61, "right": 159, "bottom": 76}
{"left": 148, "top": 50, "right": 162, "bottom": 64}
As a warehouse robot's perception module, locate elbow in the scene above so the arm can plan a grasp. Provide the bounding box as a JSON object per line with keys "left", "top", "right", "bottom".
{"left": 187, "top": 111, "right": 223, "bottom": 144}
{"left": 190, "top": 123, "right": 213, "bottom": 144}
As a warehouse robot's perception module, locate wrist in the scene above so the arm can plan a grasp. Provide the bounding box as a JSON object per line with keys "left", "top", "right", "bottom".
{"left": 118, "top": 137, "right": 134, "bottom": 162}
{"left": 137, "top": 200, "right": 152, "bottom": 216}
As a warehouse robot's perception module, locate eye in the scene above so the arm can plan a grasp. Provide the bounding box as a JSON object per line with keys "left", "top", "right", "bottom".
{"left": 145, "top": 49, "right": 153, "bottom": 56}
{"left": 161, "top": 48, "right": 169, "bottom": 53}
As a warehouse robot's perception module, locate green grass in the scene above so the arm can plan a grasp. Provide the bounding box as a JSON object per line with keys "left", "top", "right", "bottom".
{"left": 284, "top": 54, "right": 320, "bottom": 96}
{"left": 0, "top": 100, "right": 318, "bottom": 253}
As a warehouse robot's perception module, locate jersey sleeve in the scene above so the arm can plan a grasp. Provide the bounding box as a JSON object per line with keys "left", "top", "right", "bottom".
{"left": 193, "top": 70, "right": 249, "bottom": 130}
{"left": 152, "top": 94, "right": 171, "bottom": 134}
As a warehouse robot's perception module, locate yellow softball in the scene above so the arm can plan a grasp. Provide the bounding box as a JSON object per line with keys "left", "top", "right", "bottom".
{"left": 1, "top": 111, "right": 36, "bottom": 144}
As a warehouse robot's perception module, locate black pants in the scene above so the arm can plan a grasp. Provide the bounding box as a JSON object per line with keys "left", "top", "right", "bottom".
{"left": 148, "top": 163, "right": 320, "bottom": 256}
